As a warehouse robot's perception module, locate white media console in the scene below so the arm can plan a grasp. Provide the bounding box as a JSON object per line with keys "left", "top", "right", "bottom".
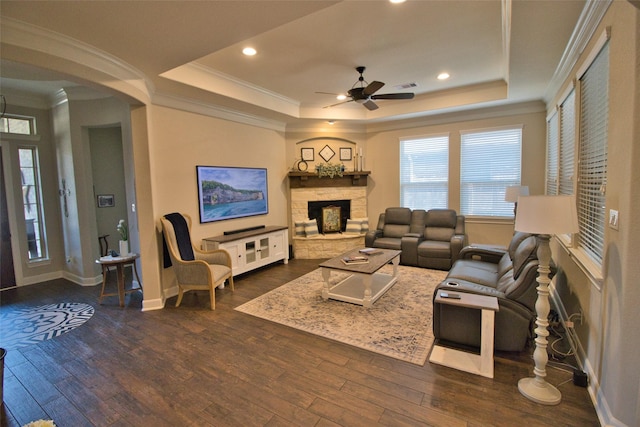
{"left": 202, "top": 225, "right": 289, "bottom": 276}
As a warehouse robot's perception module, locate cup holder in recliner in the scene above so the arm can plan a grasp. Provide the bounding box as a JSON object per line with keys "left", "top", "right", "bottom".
{"left": 444, "top": 281, "right": 459, "bottom": 287}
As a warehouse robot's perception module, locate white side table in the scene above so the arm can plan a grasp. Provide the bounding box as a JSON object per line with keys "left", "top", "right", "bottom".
{"left": 429, "top": 292, "right": 499, "bottom": 378}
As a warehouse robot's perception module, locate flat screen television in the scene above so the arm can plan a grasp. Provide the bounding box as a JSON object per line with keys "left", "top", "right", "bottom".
{"left": 196, "top": 165, "right": 268, "bottom": 223}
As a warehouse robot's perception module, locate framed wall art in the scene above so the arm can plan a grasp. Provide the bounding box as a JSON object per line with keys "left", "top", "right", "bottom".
{"left": 339, "top": 147, "right": 352, "bottom": 161}
{"left": 196, "top": 165, "right": 268, "bottom": 223}
{"left": 319, "top": 145, "right": 335, "bottom": 162}
{"left": 97, "top": 194, "right": 115, "bottom": 208}
{"left": 301, "top": 147, "right": 314, "bottom": 161}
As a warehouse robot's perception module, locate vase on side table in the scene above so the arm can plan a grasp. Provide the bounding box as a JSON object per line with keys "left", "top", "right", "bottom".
{"left": 119, "top": 240, "right": 129, "bottom": 256}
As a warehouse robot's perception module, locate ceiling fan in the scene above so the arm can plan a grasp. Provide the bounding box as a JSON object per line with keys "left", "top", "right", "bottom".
{"left": 321, "top": 66, "right": 415, "bottom": 111}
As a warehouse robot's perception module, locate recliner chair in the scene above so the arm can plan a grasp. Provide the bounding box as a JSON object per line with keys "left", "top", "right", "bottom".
{"left": 432, "top": 232, "right": 540, "bottom": 351}
{"left": 401, "top": 209, "right": 466, "bottom": 270}
{"left": 365, "top": 207, "right": 424, "bottom": 264}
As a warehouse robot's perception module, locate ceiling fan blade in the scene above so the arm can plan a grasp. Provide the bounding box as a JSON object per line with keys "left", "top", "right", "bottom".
{"left": 363, "top": 99, "right": 379, "bottom": 111}
{"left": 323, "top": 99, "right": 354, "bottom": 108}
{"left": 363, "top": 81, "right": 384, "bottom": 96}
{"left": 371, "top": 92, "right": 415, "bottom": 100}
{"left": 315, "top": 91, "right": 339, "bottom": 95}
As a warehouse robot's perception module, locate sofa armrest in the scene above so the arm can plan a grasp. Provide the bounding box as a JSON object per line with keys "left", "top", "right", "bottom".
{"left": 436, "top": 279, "right": 506, "bottom": 299}
{"left": 458, "top": 244, "right": 507, "bottom": 264}
{"left": 450, "top": 234, "right": 466, "bottom": 264}
{"left": 400, "top": 234, "right": 422, "bottom": 266}
{"left": 364, "top": 229, "right": 383, "bottom": 247}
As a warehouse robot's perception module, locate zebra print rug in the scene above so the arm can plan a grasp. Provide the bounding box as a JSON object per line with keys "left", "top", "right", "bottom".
{"left": 0, "top": 302, "right": 94, "bottom": 350}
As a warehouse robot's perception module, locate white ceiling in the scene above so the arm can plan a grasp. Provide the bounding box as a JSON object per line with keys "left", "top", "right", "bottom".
{"left": 0, "top": 0, "right": 586, "bottom": 125}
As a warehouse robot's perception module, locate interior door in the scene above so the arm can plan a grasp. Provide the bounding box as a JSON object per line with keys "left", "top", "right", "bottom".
{"left": 0, "top": 148, "right": 17, "bottom": 288}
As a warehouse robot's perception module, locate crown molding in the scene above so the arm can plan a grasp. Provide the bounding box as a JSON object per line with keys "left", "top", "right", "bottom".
{"left": 160, "top": 62, "right": 300, "bottom": 118}
{"left": 1, "top": 17, "right": 154, "bottom": 104}
{"left": 49, "top": 86, "right": 112, "bottom": 108}
{"left": 152, "top": 91, "right": 287, "bottom": 132}
{"left": 364, "top": 100, "right": 545, "bottom": 134}
{"left": 0, "top": 87, "right": 51, "bottom": 110}
{"left": 544, "top": 0, "right": 612, "bottom": 104}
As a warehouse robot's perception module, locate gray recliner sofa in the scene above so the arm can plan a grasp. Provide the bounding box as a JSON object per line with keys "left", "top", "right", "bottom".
{"left": 366, "top": 207, "right": 466, "bottom": 270}
{"left": 432, "top": 232, "right": 540, "bottom": 352}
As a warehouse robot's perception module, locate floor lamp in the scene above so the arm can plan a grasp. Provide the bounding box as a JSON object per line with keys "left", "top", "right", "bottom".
{"left": 515, "top": 195, "right": 579, "bottom": 405}
{"left": 505, "top": 185, "right": 529, "bottom": 216}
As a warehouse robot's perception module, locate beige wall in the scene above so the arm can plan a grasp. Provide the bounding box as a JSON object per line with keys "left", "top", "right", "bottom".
{"left": 148, "top": 105, "right": 289, "bottom": 301}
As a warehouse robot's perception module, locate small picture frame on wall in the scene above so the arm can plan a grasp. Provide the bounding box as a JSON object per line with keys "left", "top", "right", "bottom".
{"left": 339, "top": 147, "right": 352, "bottom": 161}
{"left": 301, "top": 147, "right": 314, "bottom": 161}
{"left": 319, "top": 145, "right": 335, "bottom": 162}
{"left": 97, "top": 194, "right": 115, "bottom": 208}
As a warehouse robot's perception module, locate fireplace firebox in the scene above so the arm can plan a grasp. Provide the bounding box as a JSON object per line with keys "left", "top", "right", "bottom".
{"left": 308, "top": 200, "right": 351, "bottom": 234}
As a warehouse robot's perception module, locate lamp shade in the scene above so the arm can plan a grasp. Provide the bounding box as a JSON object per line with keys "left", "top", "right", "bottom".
{"left": 505, "top": 185, "right": 529, "bottom": 202}
{"left": 515, "top": 195, "right": 579, "bottom": 235}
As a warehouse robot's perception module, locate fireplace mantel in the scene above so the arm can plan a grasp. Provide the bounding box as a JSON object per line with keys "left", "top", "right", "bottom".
{"left": 288, "top": 171, "right": 370, "bottom": 188}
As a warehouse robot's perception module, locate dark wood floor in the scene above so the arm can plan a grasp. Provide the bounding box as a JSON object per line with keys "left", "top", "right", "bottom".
{"left": 1, "top": 259, "right": 600, "bottom": 427}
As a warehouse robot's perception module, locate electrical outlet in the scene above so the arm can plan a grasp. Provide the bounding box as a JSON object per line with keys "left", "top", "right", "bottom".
{"left": 609, "top": 209, "right": 619, "bottom": 230}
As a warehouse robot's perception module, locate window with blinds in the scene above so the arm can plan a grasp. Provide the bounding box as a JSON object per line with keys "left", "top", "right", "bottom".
{"left": 559, "top": 90, "right": 575, "bottom": 195}
{"left": 546, "top": 112, "right": 559, "bottom": 195}
{"left": 400, "top": 134, "right": 449, "bottom": 210}
{"left": 577, "top": 42, "right": 609, "bottom": 265}
{"left": 460, "top": 127, "right": 522, "bottom": 216}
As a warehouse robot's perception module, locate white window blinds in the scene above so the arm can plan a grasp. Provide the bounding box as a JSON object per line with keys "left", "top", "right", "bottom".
{"left": 400, "top": 135, "right": 449, "bottom": 210}
{"left": 577, "top": 42, "right": 609, "bottom": 265}
{"left": 559, "top": 90, "right": 576, "bottom": 195}
{"left": 460, "top": 127, "right": 522, "bottom": 216}
{"left": 546, "top": 112, "right": 559, "bottom": 195}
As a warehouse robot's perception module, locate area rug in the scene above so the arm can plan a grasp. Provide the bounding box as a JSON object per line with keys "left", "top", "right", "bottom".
{"left": 235, "top": 265, "right": 447, "bottom": 365}
{"left": 0, "top": 302, "right": 94, "bottom": 350}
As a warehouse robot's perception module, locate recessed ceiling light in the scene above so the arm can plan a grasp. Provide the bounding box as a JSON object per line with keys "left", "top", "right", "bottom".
{"left": 437, "top": 72, "right": 450, "bottom": 81}
{"left": 390, "top": 0, "right": 406, "bottom": 4}
{"left": 336, "top": 94, "right": 347, "bottom": 100}
{"left": 242, "top": 47, "right": 257, "bottom": 56}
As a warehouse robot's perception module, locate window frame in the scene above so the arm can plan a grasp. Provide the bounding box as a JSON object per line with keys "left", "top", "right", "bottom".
{"left": 18, "top": 145, "right": 48, "bottom": 262}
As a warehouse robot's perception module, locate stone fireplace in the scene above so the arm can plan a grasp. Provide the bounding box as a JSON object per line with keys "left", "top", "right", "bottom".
{"left": 289, "top": 171, "right": 369, "bottom": 259}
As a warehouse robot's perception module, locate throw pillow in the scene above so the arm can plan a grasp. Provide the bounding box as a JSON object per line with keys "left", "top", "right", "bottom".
{"left": 304, "top": 219, "right": 319, "bottom": 237}
{"left": 294, "top": 220, "right": 306, "bottom": 237}
{"left": 345, "top": 219, "right": 361, "bottom": 234}
{"left": 353, "top": 217, "right": 369, "bottom": 233}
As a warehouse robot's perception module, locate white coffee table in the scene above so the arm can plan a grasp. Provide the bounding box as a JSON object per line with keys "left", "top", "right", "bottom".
{"left": 319, "top": 248, "right": 401, "bottom": 307}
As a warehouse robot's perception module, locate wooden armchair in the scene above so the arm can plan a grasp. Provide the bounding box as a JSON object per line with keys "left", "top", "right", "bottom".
{"left": 161, "top": 212, "right": 234, "bottom": 310}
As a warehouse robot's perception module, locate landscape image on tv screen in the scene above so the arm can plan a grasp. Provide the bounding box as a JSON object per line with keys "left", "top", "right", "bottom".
{"left": 196, "top": 166, "right": 268, "bottom": 223}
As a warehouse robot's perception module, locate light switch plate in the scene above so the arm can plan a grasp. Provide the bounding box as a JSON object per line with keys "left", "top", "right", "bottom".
{"left": 609, "top": 209, "right": 619, "bottom": 230}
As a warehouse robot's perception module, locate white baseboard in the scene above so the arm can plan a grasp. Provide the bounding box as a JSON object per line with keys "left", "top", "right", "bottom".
{"left": 63, "top": 271, "right": 102, "bottom": 286}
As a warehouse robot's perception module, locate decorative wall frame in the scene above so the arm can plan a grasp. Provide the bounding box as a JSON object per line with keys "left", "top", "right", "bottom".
{"left": 97, "top": 194, "right": 115, "bottom": 208}
{"left": 319, "top": 145, "right": 335, "bottom": 162}
{"left": 339, "top": 147, "right": 352, "bottom": 161}
{"left": 301, "top": 147, "right": 314, "bottom": 161}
